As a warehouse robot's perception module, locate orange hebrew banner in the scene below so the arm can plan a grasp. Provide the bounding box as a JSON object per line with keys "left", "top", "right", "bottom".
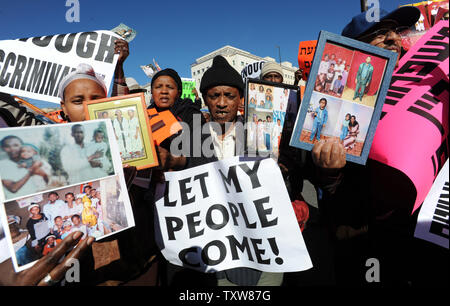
{"left": 298, "top": 40, "right": 317, "bottom": 80}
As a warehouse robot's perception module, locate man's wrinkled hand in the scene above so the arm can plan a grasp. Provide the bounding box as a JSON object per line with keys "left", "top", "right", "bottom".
{"left": 312, "top": 139, "right": 346, "bottom": 170}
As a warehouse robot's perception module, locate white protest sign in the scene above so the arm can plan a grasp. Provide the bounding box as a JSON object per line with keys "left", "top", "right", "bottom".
{"left": 155, "top": 156, "right": 312, "bottom": 273}
{"left": 0, "top": 220, "right": 9, "bottom": 264}
{"left": 241, "top": 61, "right": 265, "bottom": 80}
{"left": 0, "top": 30, "right": 121, "bottom": 104}
{"left": 414, "top": 159, "right": 449, "bottom": 249}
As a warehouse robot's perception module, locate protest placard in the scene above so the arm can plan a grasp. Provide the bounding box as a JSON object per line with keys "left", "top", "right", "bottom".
{"left": 369, "top": 20, "right": 449, "bottom": 214}
{"left": 297, "top": 40, "right": 317, "bottom": 80}
{"left": 0, "top": 119, "right": 135, "bottom": 272}
{"left": 0, "top": 220, "right": 9, "bottom": 264}
{"left": 181, "top": 78, "right": 196, "bottom": 102}
{"left": 155, "top": 156, "right": 312, "bottom": 273}
{"left": 414, "top": 159, "right": 449, "bottom": 249}
{"left": 241, "top": 61, "right": 266, "bottom": 80}
{"left": 0, "top": 30, "right": 121, "bottom": 104}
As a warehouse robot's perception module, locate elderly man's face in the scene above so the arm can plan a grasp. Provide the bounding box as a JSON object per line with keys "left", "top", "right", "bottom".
{"left": 205, "top": 86, "right": 241, "bottom": 125}
{"left": 359, "top": 20, "right": 403, "bottom": 65}
{"left": 263, "top": 72, "right": 283, "bottom": 83}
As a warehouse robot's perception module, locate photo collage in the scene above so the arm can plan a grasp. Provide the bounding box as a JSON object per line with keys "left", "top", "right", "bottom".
{"left": 0, "top": 120, "right": 134, "bottom": 272}
{"left": 246, "top": 81, "right": 298, "bottom": 160}
{"left": 300, "top": 42, "right": 388, "bottom": 156}
{"left": 2, "top": 176, "right": 131, "bottom": 270}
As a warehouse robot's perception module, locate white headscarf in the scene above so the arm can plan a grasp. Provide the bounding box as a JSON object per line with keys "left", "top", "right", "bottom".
{"left": 58, "top": 63, "right": 107, "bottom": 100}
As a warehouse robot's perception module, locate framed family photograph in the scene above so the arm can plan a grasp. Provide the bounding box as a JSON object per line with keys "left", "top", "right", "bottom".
{"left": 289, "top": 31, "right": 398, "bottom": 165}
{"left": 84, "top": 93, "right": 158, "bottom": 170}
{"left": 244, "top": 78, "right": 301, "bottom": 161}
{"left": 0, "top": 120, "right": 119, "bottom": 203}
{"left": 0, "top": 175, "right": 135, "bottom": 272}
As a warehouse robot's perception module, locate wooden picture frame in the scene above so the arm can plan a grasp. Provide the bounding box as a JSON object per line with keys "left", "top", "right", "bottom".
{"left": 84, "top": 93, "right": 158, "bottom": 169}
{"left": 290, "top": 31, "right": 398, "bottom": 165}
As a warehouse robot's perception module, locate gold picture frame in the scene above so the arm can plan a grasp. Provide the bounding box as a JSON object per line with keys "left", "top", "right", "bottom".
{"left": 84, "top": 93, "right": 158, "bottom": 170}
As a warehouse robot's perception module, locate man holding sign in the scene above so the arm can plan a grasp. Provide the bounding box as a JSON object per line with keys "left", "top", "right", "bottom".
{"left": 157, "top": 55, "right": 346, "bottom": 286}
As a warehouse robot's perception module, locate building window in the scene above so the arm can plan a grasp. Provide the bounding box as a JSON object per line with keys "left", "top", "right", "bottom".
{"left": 193, "top": 71, "right": 196, "bottom": 76}
{"left": 241, "top": 61, "right": 244, "bottom": 66}
{"left": 233, "top": 60, "right": 235, "bottom": 65}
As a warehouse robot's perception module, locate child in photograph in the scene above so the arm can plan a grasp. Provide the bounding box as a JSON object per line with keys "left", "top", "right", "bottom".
{"left": 86, "top": 129, "right": 112, "bottom": 174}
{"left": 272, "top": 118, "right": 283, "bottom": 152}
{"left": 325, "top": 64, "right": 335, "bottom": 93}
{"left": 340, "top": 65, "right": 350, "bottom": 94}
{"left": 70, "top": 214, "right": 87, "bottom": 239}
{"left": 51, "top": 216, "right": 64, "bottom": 239}
{"left": 314, "top": 74, "right": 326, "bottom": 92}
{"left": 310, "top": 98, "right": 328, "bottom": 142}
{"left": 257, "top": 119, "right": 267, "bottom": 151}
{"left": 264, "top": 116, "right": 273, "bottom": 151}
{"left": 249, "top": 97, "right": 256, "bottom": 108}
{"left": 333, "top": 75, "right": 343, "bottom": 95}
{"left": 17, "top": 143, "right": 52, "bottom": 187}
{"left": 318, "top": 54, "right": 330, "bottom": 78}
{"left": 42, "top": 235, "right": 62, "bottom": 256}
{"left": 81, "top": 195, "right": 98, "bottom": 228}
{"left": 247, "top": 114, "right": 258, "bottom": 151}
{"left": 340, "top": 113, "right": 351, "bottom": 142}
{"left": 60, "top": 221, "right": 72, "bottom": 240}
{"left": 264, "top": 89, "right": 273, "bottom": 109}
{"left": 343, "top": 115, "right": 360, "bottom": 150}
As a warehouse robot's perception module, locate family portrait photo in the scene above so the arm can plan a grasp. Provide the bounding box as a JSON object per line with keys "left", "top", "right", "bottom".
{"left": 0, "top": 175, "right": 134, "bottom": 272}
{"left": 300, "top": 92, "right": 373, "bottom": 156}
{"left": 291, "top": 31, "right": 397, "bottom": 165}
{"left": 246, "top": 80, "right": 299, "bottom": 160}
{"left": 0, "top": 121, "right": 116, "bottom": 202}
{"left": 85, "top": 93, "right": 158, "bottom": 170}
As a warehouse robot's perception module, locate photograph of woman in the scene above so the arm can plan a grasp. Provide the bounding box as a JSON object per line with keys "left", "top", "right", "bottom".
{"left": 343, "top": 115, "right": 360, "bottom": 151}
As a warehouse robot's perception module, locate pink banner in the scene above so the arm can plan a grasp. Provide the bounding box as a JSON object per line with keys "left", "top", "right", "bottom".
{"left": 369, "top": 20, "right": 449, "bottom": 214}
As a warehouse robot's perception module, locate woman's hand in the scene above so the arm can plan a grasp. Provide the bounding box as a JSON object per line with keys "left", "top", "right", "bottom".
{"left": 0, "top": 232, "right": 94, "bottom": 286}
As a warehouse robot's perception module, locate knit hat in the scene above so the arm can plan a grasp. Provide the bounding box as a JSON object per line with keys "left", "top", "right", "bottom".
{"left": 58, "top": 63, "right": 107, "bottom": 100}
{"left": 200, "top": 55, "right": 244, "bottom": 96}
{"left": 260, "top": 62, "right": 284, "bottom": 81}
{"left": 151, "top": 68, "right": 182, "bottom": 93}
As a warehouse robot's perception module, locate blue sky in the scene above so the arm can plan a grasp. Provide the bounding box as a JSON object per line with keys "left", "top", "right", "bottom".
{"left": 1, "top": 0, "right": 410, "bottom": 108}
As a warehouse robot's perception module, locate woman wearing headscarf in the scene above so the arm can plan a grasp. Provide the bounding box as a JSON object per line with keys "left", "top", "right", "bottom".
{"left": 148, "top": 68, "right": 213, "bottom": 171}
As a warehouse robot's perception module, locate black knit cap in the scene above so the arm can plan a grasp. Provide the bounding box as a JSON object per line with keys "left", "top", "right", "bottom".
{"left": 200, "top": 55, "right": 244, "bottom": 96}
{"left": 151, "top": 68, "right": 182, "bottom": 93}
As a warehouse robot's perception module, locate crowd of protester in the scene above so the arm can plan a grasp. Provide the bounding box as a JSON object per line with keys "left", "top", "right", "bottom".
{"left": 0, "top": 5, "right": 448, "bottom": 288}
